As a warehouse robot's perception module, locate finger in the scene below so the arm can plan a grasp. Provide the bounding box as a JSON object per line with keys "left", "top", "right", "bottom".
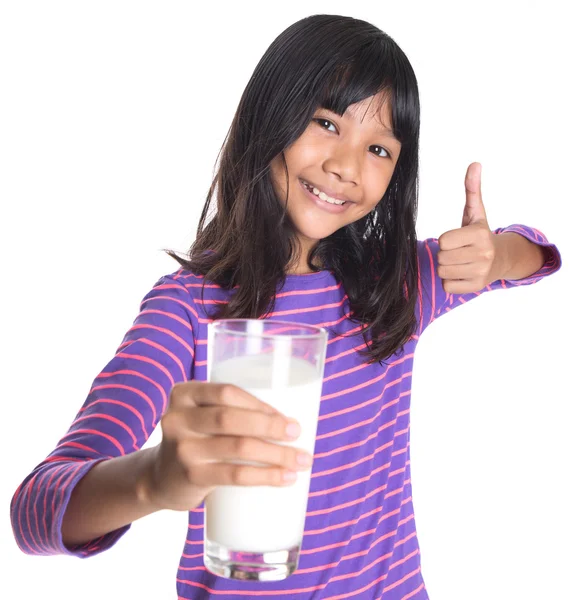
{"left": 173, "top": 405, "right": 299, "bottom": 442}
{"left": 464, "top": 163, "right": 485, "bottom": 220}
{"left": 443, "top": 278, "right": 484, "bottom": 294}
{"left": 437, "top": 263, "right": 480, "bottom": 280}
{"left": 437, "top": 245, "right": 478, "bottom": 266}
{"left": 170, "top": 381, "right": 282, "bottom": 416}
{"left": 188, "top": 462, "right": 299, "bottom": 487}
{"left": 182, "top": 436, "right": 313, "bottom": 472}
{"left": 438, "top": 225, "right": 480, "bottom": 251}
{"left": 196, "top": 383, "right": 282, "bottom": 415}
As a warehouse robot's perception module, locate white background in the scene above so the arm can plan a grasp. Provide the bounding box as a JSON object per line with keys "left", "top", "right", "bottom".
{"left": 1, "top": 1, "right": 580, "bottom": 599}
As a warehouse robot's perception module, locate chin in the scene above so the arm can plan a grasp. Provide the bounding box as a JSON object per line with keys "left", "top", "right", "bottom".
{"left": 294, "top": 222, "right": 340, "bottom": 243}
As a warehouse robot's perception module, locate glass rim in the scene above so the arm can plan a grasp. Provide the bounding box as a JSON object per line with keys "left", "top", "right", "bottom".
{"left": 209, "top": 318, "right": 327, "bottom": 340}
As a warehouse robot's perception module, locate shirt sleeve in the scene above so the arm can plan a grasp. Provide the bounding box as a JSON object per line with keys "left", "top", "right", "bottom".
{"left": 10, "top": 273, "right": 197, "bottom": 558}
{"left": 415, "top": 224, "right": 562, "bottom": 337}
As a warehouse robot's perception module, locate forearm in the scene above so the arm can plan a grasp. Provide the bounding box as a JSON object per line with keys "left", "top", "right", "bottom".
{"left": 61, "top": 446, "right": 161, "bottom": 547}
{"left": 491, "top": 232, "right": 546, "bottom": 282}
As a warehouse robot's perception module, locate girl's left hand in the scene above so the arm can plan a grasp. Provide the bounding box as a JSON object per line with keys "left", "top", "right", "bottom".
{"left": 436, "top": 162, "right": 504, "bottom": 294}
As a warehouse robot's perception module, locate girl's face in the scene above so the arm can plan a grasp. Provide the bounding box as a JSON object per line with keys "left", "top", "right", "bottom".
{"left": 270, "top": 92, "right": 402, "bottom": 273}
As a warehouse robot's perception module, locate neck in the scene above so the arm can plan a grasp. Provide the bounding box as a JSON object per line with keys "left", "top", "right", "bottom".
{"left": 285, "top": 256, "right": 325, "bottom": 276}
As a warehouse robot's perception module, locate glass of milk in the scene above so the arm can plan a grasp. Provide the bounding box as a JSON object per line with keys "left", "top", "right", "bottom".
{"left": 204, "top": 318, "right": 328, "bottom": 582}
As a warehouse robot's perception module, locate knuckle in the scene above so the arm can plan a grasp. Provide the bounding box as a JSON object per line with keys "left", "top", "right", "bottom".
{"left": 169, "top": 381, "right": 188, "bottom": 405}
{"left": 275, "top": 415, "right": 288, "bottom": 439}
{"left": 218, "top": 383, "right": 236, "bottom": 403}
{"left": 214, "top": 407, "right": 229, "bottom": 430}
{"left": 174, "top": 438, "right": 185, "bottom": 458}
{"left": 186, "top": 464, "right": 200, "bottom": 485}
{"left": 160, "top": 411, "right": 179, "bottom": 436}
{"left": 231, "top": 465, "right": 247, "bottom": 486}
{"left": 169, "top": 381, "right": 183, "bottom": 400}
{"left": 262, "top": 415, "right": 274, "bottom": 439}
{"left": 286, "top": 447, "right": 298, "bottom": 468}
{"left": 175, "top": 440, "right": 190, "bottom": 466}
{"left": 235, "top": 436, "right": 254, "bottom": 459}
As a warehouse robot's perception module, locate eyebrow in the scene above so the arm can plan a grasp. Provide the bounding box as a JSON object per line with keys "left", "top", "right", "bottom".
{"left": 323, "top": 107, "right": 396, "bottom": 139}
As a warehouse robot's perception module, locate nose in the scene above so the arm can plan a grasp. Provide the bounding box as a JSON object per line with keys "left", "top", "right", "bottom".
{"left": 324, "top": 141, "right": 361, "bottom": 186}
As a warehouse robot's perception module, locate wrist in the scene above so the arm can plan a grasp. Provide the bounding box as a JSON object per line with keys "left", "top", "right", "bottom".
{"left": 490, "top": 232, "right": 511, "bottom": 283}
{"left": 135, "top": 446, "right": 162, "bottom": 511}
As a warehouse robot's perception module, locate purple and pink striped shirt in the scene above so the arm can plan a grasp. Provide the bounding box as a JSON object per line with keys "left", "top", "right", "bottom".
{"left": 11, "top": 224, "right": 561, "bottom": 599}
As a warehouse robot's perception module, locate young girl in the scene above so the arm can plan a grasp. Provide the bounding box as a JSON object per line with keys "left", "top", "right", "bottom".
{"left": 10, "top": 14, "right": 561, "bottom": 600}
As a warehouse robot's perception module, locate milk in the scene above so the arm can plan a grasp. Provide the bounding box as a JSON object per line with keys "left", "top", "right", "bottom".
{"left": 205, "top": 353, "right": 323, "bottom": 553}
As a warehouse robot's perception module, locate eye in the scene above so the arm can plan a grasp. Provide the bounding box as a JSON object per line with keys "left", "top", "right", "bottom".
{"left": 371, "top": 145, "right": 390, "bottom": 159}
{"left": 313, "top": 118, "right": 392, "bottom": 159}
{"left": 314, "top": 117, "right": 338, "bottom": 133}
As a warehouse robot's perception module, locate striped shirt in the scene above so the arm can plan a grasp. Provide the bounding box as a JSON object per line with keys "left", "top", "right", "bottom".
{"left": 11, "top": 224, "right": 561, "bottom": 599}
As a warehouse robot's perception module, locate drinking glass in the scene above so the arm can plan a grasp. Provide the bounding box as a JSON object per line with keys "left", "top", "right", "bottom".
{"left": 203, "top": 318, "right": 328, "bottom": 582}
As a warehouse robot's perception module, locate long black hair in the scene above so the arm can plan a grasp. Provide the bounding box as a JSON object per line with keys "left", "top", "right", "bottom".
{"left": 165, "top": 14, "right": 421, "bottom": 365}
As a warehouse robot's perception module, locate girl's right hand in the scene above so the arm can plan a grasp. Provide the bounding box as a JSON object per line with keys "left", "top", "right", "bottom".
{"left": 141, "top": 381, "right": 313, "bottom": 512}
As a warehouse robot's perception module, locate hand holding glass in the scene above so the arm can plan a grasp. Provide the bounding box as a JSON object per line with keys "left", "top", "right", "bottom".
{"left": 204, "top": 318, "right": 328, "bottom": 581}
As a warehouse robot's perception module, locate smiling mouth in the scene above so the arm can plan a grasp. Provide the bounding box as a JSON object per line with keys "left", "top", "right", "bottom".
{"left": 298, "top": 178, "right": 353, "bottom": 214}
{"left": 299, "top": 179, "right": 350, "bottom": 205}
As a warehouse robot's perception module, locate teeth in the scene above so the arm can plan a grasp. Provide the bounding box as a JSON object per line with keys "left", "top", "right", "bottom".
{"left": 301, "top": 180, "right": 346, "bottom": 205}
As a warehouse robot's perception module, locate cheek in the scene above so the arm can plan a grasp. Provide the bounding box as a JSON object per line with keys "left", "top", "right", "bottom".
{"left": 289, "top": 134, "right": 324, "bottom": 162}
{"left": 371, "top": 175, "right": 394, "bottom": 204}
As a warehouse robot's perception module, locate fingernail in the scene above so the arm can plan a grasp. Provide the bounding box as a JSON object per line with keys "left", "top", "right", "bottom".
{"left": 296, "top": 452, "right": 312, "bottom": 466}
{"left": 283, "top": 470, "right": 297, "bottom": 484}
{"left": 470, "top": 163, "right": 481, "bottom": 178}
{"left": 286, "top": 420, "right": 301, "bottom": 439}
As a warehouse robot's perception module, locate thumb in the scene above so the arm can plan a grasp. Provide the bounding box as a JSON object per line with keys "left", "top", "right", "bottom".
{"left": 462, "top": 162, "right": 488, "bottom": 227}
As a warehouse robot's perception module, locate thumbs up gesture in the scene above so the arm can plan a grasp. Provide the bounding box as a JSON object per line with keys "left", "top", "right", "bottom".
{"left": 437, "top": 162, "right": 501, "bottom": 294}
